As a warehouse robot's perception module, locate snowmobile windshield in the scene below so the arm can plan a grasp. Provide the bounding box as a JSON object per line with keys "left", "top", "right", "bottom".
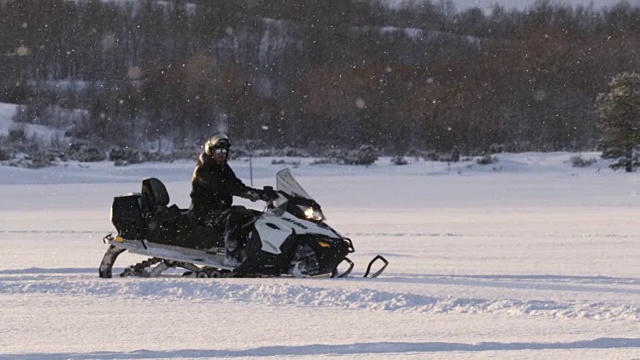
{"left": 275, "top": 169, "right": 325, "bottom": 221}
{"left": 276, "top": 168, "right": 313, "bottom": 200}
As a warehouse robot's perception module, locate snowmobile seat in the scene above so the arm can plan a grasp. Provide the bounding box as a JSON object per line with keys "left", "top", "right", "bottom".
{"left": 141, "top": 177, "right": 170, "bottom": 208}
{"left": 141, "top": 177, "right": 182, "bottom": 224}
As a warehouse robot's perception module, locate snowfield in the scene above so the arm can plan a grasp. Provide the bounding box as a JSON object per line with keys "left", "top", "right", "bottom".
{"left": 0, "top": 153, "right": 639, "bottom": 359}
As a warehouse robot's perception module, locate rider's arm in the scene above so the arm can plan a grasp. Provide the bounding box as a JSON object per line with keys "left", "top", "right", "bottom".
{"left": 225, "top": 164, "right": 263, "bottom": 201}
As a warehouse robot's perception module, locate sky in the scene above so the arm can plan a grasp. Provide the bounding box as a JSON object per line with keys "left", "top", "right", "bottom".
{"left": 0, "top": 105, "right": 638, "bottom": 359}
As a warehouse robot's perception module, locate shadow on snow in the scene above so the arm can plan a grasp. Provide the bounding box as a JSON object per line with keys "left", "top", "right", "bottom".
{"left": 0, "top": 338, "right": 637, "bottom": 359}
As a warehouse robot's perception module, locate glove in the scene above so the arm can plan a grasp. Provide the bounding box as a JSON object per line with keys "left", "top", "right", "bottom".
{"left": 246, "top": 190, "right": 262, "bottom": 202}
{"left": 260, "top": 188, "right": 279, "bottom": 202}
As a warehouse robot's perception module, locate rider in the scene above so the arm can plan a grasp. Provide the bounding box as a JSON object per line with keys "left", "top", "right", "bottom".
{"left": 190, "top": 133, "right": 276, "bottom": 266}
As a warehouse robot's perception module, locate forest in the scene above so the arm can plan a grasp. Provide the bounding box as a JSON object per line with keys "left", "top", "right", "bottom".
{"left": 0, "top": 0, "right": 639, "bottom": 157}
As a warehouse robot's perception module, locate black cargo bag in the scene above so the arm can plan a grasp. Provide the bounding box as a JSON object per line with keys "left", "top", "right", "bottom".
{"left": 111, "top": 193, "right": 146, "bottom": 239}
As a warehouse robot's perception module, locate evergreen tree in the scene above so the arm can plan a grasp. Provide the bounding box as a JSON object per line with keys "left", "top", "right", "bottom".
{"left": 596, "top": 72, "right": 640, "bottom": 172}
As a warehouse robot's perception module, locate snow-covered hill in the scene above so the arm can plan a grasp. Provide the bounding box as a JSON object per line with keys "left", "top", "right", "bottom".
{"left": 0, "top": 102, "right": 69, "bottom": 145}
{"left": 0, "top": 103, "right": 17, "bottom": 136}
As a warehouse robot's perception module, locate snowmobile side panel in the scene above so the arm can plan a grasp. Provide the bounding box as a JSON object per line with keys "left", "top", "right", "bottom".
{"left": 144, "top": 216, "right": 223, "bottom": 250}
{"left": 233, "top": 229, "right": 297, "bottom": 276}
{"left": 104, "top": 236, "right": 234, "bottom": 270}
{"left": 254, "top": 218, "right": 294, "bottom": 255}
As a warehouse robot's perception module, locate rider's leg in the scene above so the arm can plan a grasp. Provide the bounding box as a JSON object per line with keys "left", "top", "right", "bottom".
{"left": 222, "top": 208, "right": 254, "bottom": 266}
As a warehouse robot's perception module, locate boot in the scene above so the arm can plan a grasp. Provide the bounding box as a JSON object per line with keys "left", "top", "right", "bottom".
{"left": 222, "top": 228, "right": 241, "bottom": 267}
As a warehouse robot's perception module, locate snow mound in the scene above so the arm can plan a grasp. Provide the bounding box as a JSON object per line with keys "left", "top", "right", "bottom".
{"left": 1, "top": 273, "right": 637, "bottom": 322}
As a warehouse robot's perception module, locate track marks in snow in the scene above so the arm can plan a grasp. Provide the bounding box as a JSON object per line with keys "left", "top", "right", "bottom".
{"left": 349, "top": 232, "right": 463, "bottom": 237}
{"left": 0, "top": 338, "right": 638, "bottom": 359}
{"left": 0, "top": 230, "right": 109, "bottom": 234}
{"left": 377, "top": 273, "right": 640, "bottom": 295}
{"left": 0, "top": 271, "right": 638, "bottom": 322}
{"left": 344, "top": 232, "right": 635, "bottom": 242}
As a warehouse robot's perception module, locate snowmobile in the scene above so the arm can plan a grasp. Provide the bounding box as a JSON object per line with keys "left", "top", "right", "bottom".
{"left": 99, "top": 168, "right": 388, "bottom": 279}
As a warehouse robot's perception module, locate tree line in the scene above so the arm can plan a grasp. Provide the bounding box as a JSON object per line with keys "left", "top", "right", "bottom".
{"left": 0, "top": 0, "right": 639, "bottom": 155}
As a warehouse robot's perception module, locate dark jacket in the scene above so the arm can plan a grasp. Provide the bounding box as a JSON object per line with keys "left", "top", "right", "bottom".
{"left": 190, "top": 152, "right": 257, "bottom": 221}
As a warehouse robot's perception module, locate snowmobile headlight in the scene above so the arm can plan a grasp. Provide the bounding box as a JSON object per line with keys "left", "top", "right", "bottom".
{"left": 300, "top": 206, "right": 324, "bottom": 221}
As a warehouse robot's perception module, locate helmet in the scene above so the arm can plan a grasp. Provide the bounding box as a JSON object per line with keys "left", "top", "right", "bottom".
{"left": 205, "top": 133, "right": 231, "bottom": 157}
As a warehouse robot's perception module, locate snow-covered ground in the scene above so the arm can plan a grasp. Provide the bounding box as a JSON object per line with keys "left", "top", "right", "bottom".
{"left": 0, "top": 100, "right": 638, "bottom": 359}
{"left": 1, "top": 151, "right": 639, "bottom": 359}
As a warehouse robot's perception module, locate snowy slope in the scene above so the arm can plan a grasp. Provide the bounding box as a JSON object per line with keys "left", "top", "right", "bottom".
{"left": 0, "top": 102, "right": 68, "bottom": 144}
{"left": 0, "top": 103, "right": 18, "bottom": 137}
